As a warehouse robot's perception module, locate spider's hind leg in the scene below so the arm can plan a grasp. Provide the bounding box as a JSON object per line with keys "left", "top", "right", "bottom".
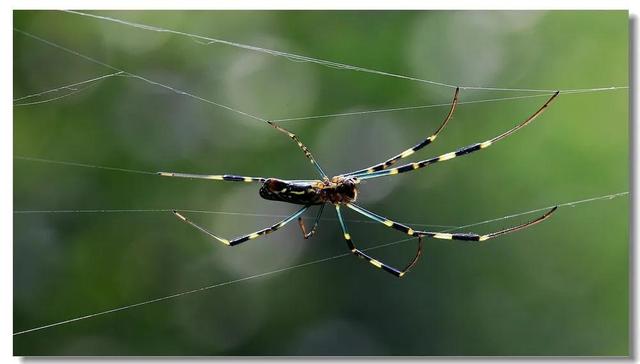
{"left": 172, "top": 206, "right": 309, "bottom": 246}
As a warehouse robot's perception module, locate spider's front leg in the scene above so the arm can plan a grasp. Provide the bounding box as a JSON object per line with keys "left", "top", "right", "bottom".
{"left": 350, "top": 91, "right": 559, "bottom": 181}
{"left": 267, "top": 121, "right": 329, "bottom": 181}
{"left": 342, "top": 87, "right": 460, "bottom": 177}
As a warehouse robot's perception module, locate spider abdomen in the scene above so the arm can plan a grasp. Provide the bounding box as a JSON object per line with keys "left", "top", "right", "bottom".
{"left": 259, "top": 178, "right": 324, "bottom": 205}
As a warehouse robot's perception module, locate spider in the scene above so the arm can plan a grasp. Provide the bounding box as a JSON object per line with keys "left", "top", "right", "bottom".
{"left": 159, "top": 88, "right": 559, "bottom": 277}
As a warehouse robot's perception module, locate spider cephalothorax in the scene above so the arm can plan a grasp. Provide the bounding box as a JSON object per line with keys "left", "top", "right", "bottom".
{"left": 324, "top": 175, "right": 358, "bottom": 204}
{"left": 161, "top": 88, "right": 559, "bottom": 277}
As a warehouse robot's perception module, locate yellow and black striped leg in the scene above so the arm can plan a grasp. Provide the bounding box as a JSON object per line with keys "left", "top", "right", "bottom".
{"left": 346, "top": 202, "right": 558, "bottom": 243}
{"left": 343, "top": 87, "right": 460, "bottom": 177}
{"left": 266, "top": 121, "right": 329, "bottom": 180}
{"left": 172, "top": 206, "right": 309, "bottom": 246}
{"left": 298, "top": 204, "right": 325, "bottom": 239}
{"left": 335, "top": 205, "right": 423, "bottom": 278}
{"left": 157, "top": 171, "right": 265, "bottom": 183}
{"left": 420, "top": 206, "right": 558, "bottom": 242}
{"left": 352, "top": 91, "right": 560, "bottom": 181}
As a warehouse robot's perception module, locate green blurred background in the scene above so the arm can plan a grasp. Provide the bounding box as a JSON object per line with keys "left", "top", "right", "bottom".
{"left": 13, "top": 10, "right": 628, "bottom": 356}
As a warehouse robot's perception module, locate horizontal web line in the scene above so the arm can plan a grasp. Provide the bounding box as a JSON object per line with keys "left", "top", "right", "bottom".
{"left": 272, "top": 87, "right": 627, "bottom": 122}
{"left": 13, "top": 71, "right": 125, "bottom": 106}
{"left": 12, "top": 208, "right": 458, "bottom": 230}
{"left": 13, "top": 190, "right": 628, "bottom": 336}
{"left": 14, "top": 156, "right": 157, "bottom": 176}
{"left": 14, "top": 68, "right": 627, "bottom": 124}
{"left": 13, "top": 28, "right": 266, "bottom": 123}
{"left": 448, "top": 191, "right": 629, "bottom": 232}
{"left": 63, "top": 10, "right": 628, "bottom": 94}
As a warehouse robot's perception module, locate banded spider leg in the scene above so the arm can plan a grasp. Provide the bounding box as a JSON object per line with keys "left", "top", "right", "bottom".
{"left": 337, "top": 203, "right": 556, "bottom": 277}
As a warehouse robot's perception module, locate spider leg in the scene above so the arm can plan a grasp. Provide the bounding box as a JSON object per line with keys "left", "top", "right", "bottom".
{"left": 352, "top": 91, "right": 559, "bottom": 181}
{"left": 345, "top": 203, "right": 557, "bottom": 242}
{"left": 298, "top": 204, "right": 325, "bottom": 239}
{"left": 172, "top": 206, "right": 309, "bottom": 246}
{"left": 335, "top": 205, "right": 423, "bottom": 278}
{"left": 342, "top": 87, "right": 459, "bottom": 177}
{"left": 267, "top": 121, "right": 329, "bottom": 180}
{"left": 157, "top": 171, "right": 266, "bottom": 183}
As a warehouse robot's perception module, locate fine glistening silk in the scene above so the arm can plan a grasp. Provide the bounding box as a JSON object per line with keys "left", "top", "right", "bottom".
{"left": 159, "top": 88, "right": 559, "bottom": 277}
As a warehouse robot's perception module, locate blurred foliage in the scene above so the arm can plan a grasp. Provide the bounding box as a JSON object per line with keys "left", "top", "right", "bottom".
{"left": 13, "top": 10, "right": 628, "bottom": 355}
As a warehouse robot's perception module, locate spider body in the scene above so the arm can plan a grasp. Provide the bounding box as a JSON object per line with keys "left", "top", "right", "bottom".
{"left": 161, "top": 88, "right": 560, "bottom": 277}
{"left": 259, "top": 176, "right": 358, "bottom": 205}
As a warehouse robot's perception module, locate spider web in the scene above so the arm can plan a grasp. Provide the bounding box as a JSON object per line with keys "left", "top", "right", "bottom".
{"left": 12, "top": 12, "right": 629, "bottom": 337}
